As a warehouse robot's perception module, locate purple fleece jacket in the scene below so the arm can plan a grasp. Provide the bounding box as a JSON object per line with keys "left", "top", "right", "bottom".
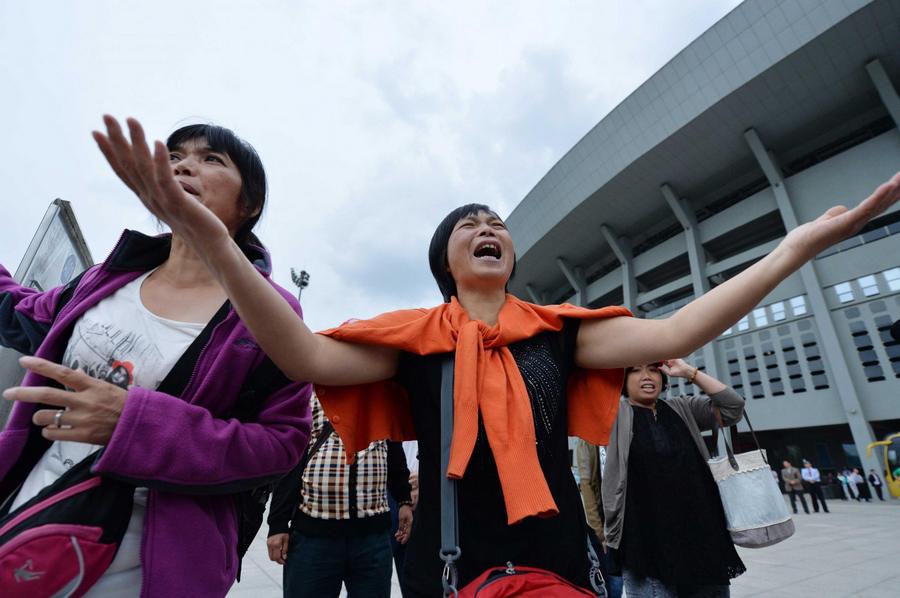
{"left": 0, "top": 231, "right": 312, "bottom": 597}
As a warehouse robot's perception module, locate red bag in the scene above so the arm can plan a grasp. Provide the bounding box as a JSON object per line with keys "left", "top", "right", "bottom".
{"left": 458, "top": 562, "right": 597, "bottom": 597}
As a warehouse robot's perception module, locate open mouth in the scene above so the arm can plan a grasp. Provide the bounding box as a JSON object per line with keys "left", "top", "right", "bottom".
{"left": 640, "top": 384, "right": 656, "bottom": 392}
{"left": 473, "top": 241, "right": 502, "bottom": 260}
{"left": 180, "top": 182, "right": 200, "bottom": 197}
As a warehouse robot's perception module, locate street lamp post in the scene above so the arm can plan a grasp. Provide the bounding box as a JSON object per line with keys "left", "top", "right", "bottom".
{"left": 291, "top": 268, "right": 310, "bottom": 301}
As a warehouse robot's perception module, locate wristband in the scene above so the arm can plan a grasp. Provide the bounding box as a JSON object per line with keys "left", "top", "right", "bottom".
{"left": 397, "top": 500, "right": 414, "bottom": 508}
{"left": 687, "top": 367, "right": 699, "bottom": 385}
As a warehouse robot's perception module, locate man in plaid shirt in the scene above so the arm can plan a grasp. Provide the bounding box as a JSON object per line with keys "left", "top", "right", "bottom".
{"left": 266, "top": 394, "right": 413, "bottom": 597}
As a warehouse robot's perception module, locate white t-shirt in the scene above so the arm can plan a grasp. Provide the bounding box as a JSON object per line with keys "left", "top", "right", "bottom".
{"left": 403, "top": 441, "right": 419, "bottom": 472}
{"left": 11, "top": 269, "right": 205, "bottom": 597}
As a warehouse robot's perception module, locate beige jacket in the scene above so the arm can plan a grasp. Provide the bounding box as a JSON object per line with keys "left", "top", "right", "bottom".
{"left": 781, "top": 467, "right": 803, "bottom": 490}
{"left": 576, "top": 439, "right": 604, "bottom": 541}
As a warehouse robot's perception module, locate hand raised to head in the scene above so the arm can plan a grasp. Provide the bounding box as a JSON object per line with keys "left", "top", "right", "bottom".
{"left": 661, "top": 358, "right": 694, "bottom": 379}
{"left": 93, "top": 115, "right": 232, "bottom": 257}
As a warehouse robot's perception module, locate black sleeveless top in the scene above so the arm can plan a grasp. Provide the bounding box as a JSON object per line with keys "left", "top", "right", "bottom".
{"left": 393, "top": 320, "right": 591, "bottom": 596}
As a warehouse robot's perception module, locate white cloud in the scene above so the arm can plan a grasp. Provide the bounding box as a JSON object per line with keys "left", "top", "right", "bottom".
{"left": 0, "top": 0, "right": 741, "bottom": 330}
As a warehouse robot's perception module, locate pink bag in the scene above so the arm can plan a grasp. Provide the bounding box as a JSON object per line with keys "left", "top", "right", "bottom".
{"left": 0, "top": 457, "right": 133, "bottom": 597}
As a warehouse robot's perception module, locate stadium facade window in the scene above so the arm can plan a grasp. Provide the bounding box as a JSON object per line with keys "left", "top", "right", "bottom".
{"left": 762, "top": 342, "right": 783, "bottom": 397}
{"left": 737, "top": 315, "right": 749, "bottom": 332}
{"left": 858, "top": 275, "right": 879, "bottom": 297}
{"left": 835, "top": 282, "right": 854, "bottom": 303}
{"left": 726, "top": 350, "right": 743, "bottom": 391}
{"left": 771, "top": 301, "right": 786, "bottom": 322}
{"left": 790, "top": 296, "right": 807, "bottom": 316}
{"left": 875, "top": 314, "right": 900, "bottom": 378}
{"left": 884, "top": 267, "right": 900, "bottom": 292}
{"left": 753, "top": 308, "right": 768, "bottom": 327}
{"left": 848, "top": 319, "right": 887, "bottom": 382}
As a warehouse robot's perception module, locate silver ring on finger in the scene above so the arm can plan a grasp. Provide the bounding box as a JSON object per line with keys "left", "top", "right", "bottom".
{"left": 54, "top": 409, "right": 66, "bottom": 427}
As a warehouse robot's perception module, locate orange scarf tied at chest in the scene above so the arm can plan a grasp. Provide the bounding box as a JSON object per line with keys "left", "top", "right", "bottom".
{"left": 316, "top": 295, "right": 632, "bottom": 525}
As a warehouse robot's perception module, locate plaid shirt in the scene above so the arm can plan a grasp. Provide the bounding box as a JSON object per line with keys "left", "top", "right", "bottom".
{"left": 298, "top": 395, "right": 390, "bottom": 520}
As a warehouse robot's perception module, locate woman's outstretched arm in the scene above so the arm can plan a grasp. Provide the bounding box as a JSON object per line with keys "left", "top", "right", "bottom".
{"left": 576, "top": 172, "right": 900, "bottom": 370}
{"left": 94, "top": 116, "right": 398, "bottom": 385}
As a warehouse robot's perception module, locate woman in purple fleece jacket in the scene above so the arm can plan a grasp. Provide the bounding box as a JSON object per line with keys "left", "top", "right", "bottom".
{"left": 0, "top": 120, "right": 312, "bottom": 597}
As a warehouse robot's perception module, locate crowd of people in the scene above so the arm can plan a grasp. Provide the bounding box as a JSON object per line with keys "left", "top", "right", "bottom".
{"left": 0, "top": 116, "right": 898, "bottom": 597}
{"left": 779, "top": 459, "right": 887, "bottom": 515}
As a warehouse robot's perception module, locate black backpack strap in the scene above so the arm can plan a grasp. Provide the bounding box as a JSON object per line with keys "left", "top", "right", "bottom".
{"left": 226, "top": 355, "right": 290, "bottom": 423}
{"left": 227, "top": 354, "right": 294, "bottom": 581}
{"left": 439, "top": 353, "right": 460, "bottom": 598}
{"left": 53, "top": 270, "right": 88, "bottom": 321}
{"left": 299, "top": 421, "right": 335, "bottom": 478}
{"left": 266, "top": 418, "right": 335, "bottom": 537}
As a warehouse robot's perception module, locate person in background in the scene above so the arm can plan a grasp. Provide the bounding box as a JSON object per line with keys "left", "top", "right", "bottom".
{"left": 801, "top": 460, "right": 829, "bottom": 513}
{"left": 851, "top": 468, "right": 872, "bottom": 502}
{"left": 266, "top": 394, "right": 412, "bottom": 598}
{"left": 782, "top": 461, "right": 810, "bottom": 514}
{"left": 868, "top": 469, "right": 885, "bottom": 501}
{"left": 389, "top": 440, "right": 419, "bottom": 589}
{"left": 577, "top": 439, "right": 623, "bottom": 598}
{"left": 826, "top": 473, "right": 846, "bottom": 500}
{"left": 836, "top": 471, "right": 851, "bottom": 500}
{"left": 603, "top": 359, "right": 746, "bottom": 597}
{"left": 842, "top": 469, "right": 859, "bottom": 499}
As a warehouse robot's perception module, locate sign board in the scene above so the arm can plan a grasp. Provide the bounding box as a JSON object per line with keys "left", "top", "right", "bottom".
{"left": 0, "top": 200, "right": 93, "bottom": 428}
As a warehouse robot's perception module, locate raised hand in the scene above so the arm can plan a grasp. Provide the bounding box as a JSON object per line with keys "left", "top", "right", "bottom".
{"left": 3, "top": 356, "right": 127, "bottom": 445}
{"left": 781, "top": 171, "right": 900, "bottom": 263}
{"left": 661, "top": 358, "right": 694, "bottom": 379}
{"left": 93, "top": 115, "right": 232, "bottom": 257}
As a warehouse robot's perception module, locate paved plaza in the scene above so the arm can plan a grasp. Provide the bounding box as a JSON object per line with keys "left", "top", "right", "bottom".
{"left": 228, "top": 496, "right": 899, "bottom": 597}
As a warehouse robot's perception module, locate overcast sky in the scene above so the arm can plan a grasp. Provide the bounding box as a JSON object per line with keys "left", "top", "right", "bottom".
{"left": 0, "top": 0, "right": 741, "bottom": 331}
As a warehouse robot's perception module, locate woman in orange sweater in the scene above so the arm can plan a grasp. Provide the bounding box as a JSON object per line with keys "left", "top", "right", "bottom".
{"left": 95, "top": 115, "right": 900, "bottom": 595}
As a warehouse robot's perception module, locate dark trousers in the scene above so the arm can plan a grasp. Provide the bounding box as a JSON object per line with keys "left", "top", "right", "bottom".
{"left": 804, "top": 482, "right": 829, "bottom": 512}
{"left": 788, "top": 487, "right": 809, "bottom": 513}
{"left": 283, "top": 530, "right": 393, "bottom": 598}
{"left": 872, "top": 484, "right": 885, "bottom": 500}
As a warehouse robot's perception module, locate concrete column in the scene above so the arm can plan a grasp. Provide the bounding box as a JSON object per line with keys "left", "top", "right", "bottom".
{"left": 867, "top": 58, "right": 900, "bottom": 127}
{"left": 525, "top": 284, "right": 544, "bottom": 305}
{"left": 600, "top": 225, "right": 638, "bottom": 314}
{"left": 661, "top": 184, "right": 719, "bottom": 380}
{"left": 745, "top": 127, "right": 880, "bottom": 474}
{"left": 558, "top": 258, "right": 587, "bottom": 307}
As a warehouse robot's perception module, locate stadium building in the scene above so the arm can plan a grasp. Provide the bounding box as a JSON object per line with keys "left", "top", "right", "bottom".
{"left": 505, "top": 0, "right": 900, "bottom": 477}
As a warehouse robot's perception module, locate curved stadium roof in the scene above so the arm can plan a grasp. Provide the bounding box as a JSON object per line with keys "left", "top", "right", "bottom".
{"left": 505, "top": 0, "right": 900, "bottom": 307}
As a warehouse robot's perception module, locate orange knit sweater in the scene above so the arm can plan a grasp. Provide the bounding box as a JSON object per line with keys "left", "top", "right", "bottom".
{"left": 315, "top": 295, "right": 632, "bottom": 524}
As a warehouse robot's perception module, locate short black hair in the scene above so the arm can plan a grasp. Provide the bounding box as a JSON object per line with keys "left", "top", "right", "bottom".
{"left": 428, "top": 204, "right": 516, "bottom": 302}
{"left": 166, "top": 124, "right": 267, "bottom": 247}
{"left": 621, "top": 364, "right": 669, "bottom": 397}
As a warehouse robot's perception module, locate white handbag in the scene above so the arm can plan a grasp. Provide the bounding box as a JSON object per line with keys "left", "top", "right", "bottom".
{"left": 708, "top": 406, "right": 795, "bottom": 549}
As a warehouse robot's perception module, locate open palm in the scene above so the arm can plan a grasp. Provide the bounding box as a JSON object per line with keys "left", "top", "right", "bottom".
{"left": 781, "top": 172, "right": 900, "bottom": 263}
{"left": 94, "top": 116, "right": 231, "bottom": 254}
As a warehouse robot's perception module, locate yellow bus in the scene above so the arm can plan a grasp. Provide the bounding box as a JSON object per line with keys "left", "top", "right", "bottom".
{"left": 867, "top": 432, "right": 900, "bottom": 499}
